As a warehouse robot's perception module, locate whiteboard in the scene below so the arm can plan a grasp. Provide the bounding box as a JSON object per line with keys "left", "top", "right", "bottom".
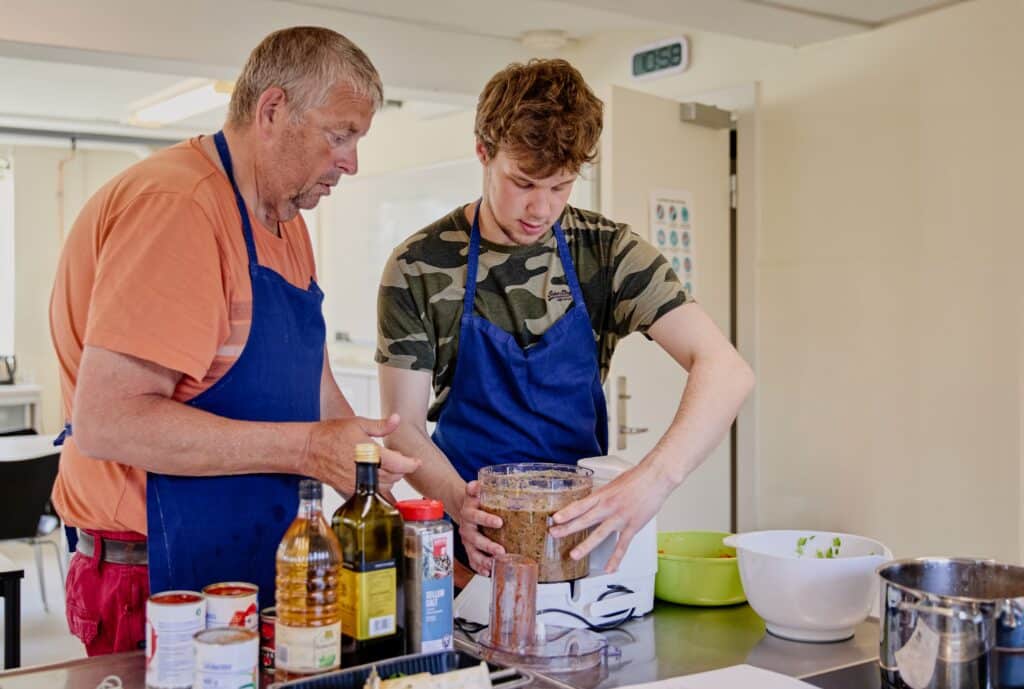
{"left": 321, "top": 158, "right": 482, "bottom": 346}
{"left": 320, "top": 158, "right": 598, "bottom": 347}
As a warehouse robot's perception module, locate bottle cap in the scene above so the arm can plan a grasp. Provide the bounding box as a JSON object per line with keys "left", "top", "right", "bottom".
{"left": 396, "top": 499, "right": 444, "bottom": 521}
{"left": 354, "top": 443, "right": 381, "bottom": 465}
{"left": 299, "top": 479, "right": 322, "bottom": 500}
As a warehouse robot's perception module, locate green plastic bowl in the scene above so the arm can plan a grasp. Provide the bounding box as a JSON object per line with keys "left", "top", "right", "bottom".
{"left": 655, "top": 531, "right": 747, "bottom": 606}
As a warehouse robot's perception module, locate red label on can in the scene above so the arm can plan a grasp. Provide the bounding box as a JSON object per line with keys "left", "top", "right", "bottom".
{"left": 259, "top": 607, "right": 276, "bottom": 671}
{"left": 260, "top": 645, "right": 275, "bottom": 673}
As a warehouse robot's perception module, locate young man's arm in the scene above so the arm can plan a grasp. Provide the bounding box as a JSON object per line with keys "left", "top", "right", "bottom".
{"left": 378, "top": 365, "right": 504, "bottom": 577}
{"left": 550, "top": 302, "right": 754, "bottom": 572}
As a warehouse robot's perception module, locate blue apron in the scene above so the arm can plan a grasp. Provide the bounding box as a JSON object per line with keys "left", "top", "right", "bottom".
{"left": 432, "top": 204, "right": 608, "bottom": 560}
{"left": 59, "top": 131, "right": 324, "bottom": 610}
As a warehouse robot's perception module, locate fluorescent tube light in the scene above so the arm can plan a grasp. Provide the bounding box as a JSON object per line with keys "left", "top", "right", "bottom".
{"left": 132, "top": 80, "right": 233, "bottom": 126}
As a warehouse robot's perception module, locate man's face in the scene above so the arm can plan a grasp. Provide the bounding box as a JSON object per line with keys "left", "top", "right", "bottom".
{"left": 479, "top": 146, "right": 577, "bottom": 246}
{"left": 259, "top": 82, "right": 375, "bottom": 223}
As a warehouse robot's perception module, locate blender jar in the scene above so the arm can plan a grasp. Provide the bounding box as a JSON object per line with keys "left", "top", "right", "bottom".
{"left": 478, "top": 463, "right": 594, "bottom": 583}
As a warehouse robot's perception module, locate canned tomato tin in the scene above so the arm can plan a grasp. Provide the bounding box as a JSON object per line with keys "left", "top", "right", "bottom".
{"left": 202, "top": 582, "right": 258, "bottom": 631}
{"left": 194, "top": 626, "right": 259, "bottom": 689}
{"left": 146, "top": 590, "right": 206, "bottom": 689}
{"left": 259, "top": 606, "right": 276, "bottom": 674}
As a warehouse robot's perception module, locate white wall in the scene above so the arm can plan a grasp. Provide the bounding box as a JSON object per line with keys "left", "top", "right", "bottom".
{"left": 569, "top": 0, "right": 1023, "bottom": 561}
{"left": 0, "top": 147, "right": 14, "bottom": 356}
{"left": 11, "top": 143, "right": 145, "bottom": 433}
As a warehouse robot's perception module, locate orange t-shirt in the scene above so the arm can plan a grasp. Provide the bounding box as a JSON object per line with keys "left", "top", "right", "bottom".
{"left": 49, "top": 137, "right": 318, "bottom": 535}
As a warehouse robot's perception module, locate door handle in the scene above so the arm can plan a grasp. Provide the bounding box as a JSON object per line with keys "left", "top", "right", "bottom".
{"left": 616, "top": 376, "right": 646, "bottom": 450}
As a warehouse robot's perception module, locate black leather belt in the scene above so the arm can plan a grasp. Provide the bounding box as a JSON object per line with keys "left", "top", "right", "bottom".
{"left": 76, "top": 530, "right": 148, "bottom": 565}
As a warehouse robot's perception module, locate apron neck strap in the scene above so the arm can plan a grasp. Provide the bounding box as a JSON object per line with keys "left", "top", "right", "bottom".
{"left": 213, "top": 131, "right": 258, "bottom": 267}
{"left": 465, "top": 201, "right": 584, "bottom": 313}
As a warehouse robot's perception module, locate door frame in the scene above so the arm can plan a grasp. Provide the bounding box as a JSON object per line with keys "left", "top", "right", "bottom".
{"left": 685, "top": 83, "right": 760, "bottom": 533}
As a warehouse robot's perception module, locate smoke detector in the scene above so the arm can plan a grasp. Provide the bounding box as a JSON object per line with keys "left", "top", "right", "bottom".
{"left": 519, "top": 29, "right": 570, "bottom": 52}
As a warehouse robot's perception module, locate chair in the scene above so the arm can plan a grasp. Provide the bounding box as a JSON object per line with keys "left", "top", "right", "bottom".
{"left": 0, "top": 452, "right": 64, "bottom": 612}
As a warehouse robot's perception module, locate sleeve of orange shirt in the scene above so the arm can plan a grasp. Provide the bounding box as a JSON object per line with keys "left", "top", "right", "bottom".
{"left": 84, "top": 192, "right": 228, "bottom": 383}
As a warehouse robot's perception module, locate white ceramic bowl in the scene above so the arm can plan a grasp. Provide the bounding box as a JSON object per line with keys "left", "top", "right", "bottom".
{"left": 723, "top": 530, "right": 892, "bottom": 642}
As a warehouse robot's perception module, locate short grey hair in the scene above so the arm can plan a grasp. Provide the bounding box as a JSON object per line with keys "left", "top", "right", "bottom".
{"left": 228, "top": 26, "right": 383, "bottom": 126}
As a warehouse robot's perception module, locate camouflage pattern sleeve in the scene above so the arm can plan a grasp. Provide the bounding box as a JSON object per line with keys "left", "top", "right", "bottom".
{"left": 376, "top": 240, "right": 436, "bottom": 371}
{"left": 608, "top": 226, "right": 692, "bottom": 337}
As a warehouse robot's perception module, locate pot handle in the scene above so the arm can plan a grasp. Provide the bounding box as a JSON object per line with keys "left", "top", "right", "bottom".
{"left": 896, "top": 600, "right": 986, "bottom": 624}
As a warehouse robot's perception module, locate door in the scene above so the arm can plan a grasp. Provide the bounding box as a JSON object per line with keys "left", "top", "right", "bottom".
{"left": 602, "top": 86, "right": 732, "bottom": 532}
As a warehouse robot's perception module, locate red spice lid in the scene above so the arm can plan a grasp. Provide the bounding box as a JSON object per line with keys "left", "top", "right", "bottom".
{"left": 396, "top": 499, "right": 444, "bottom": 521}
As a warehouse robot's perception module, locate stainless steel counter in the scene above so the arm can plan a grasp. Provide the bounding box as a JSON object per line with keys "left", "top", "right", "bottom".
{"left": 458, "top": 601, "right": 879, "bottom": 689}
{"left": 0, "top": 602, "right": 879, "bottom": 689}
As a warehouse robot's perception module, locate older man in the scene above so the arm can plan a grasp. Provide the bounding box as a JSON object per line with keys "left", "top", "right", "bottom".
{"left": 49, "top": 26, "right": 418, "bottom": 656}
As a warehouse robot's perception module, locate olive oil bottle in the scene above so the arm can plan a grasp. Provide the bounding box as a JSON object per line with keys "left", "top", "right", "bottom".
{"left": 332, "top": 443, "right": 405, "bottom": 665}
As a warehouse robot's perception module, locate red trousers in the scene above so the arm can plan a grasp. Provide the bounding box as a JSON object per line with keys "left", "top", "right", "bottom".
{"left": 64, "top": 530, "right": 149, "bottom": 656}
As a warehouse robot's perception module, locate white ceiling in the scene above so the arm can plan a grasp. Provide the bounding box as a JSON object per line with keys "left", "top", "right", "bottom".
{"left": 0, "top": 0, "right": 967, "bottom": 143}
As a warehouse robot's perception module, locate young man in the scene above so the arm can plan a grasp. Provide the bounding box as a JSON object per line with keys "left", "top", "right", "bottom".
{"left": 376, "top": 59, "right": 753, "bottom": 580}
{"left": 50, "top": 27, "right": 419, "bottom": 655}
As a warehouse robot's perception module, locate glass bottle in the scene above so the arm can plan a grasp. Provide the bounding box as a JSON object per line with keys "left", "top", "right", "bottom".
{"left": 332, "top": 443, "right": 405, "bottom": 664}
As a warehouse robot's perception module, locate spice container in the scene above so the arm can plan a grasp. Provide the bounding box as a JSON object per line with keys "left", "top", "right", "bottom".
{"left": 479, "top": 463, "right": 593, "bottom": 583}
{"left": 396, "top": 499, "right": 454, "bottom": 654}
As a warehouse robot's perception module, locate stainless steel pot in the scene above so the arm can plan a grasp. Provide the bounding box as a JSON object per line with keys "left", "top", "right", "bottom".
{"left": 879, "top": 558, "right": 1024, "bottom": 689}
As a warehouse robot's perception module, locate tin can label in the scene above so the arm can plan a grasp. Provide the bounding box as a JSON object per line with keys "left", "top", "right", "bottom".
{"left": 275, "top": 621, "right": 340, "bottom": 673}
{"left": 203, "top": 582, "right": 258, "bottom": 631}
{"left": 259, "top": 607, "right": 276, "bottom": 673}
{"left": 146, "top": 591, "right": 206, "bottom": 689}
{"left": 194, "top": 627, "right": 258, "bottom": 689}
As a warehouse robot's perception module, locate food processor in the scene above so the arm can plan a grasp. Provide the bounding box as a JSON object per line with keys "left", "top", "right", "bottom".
{"left": 453, "top": 455, "right": 657, "bottom": 631}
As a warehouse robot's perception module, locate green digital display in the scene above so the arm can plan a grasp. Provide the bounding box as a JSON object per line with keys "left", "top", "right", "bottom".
{"left": 632, "top": 41, "right": 684, "bottom": 78}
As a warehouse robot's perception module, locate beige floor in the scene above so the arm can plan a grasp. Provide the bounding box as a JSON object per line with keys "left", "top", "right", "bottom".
{"left": 0, "top": 536, "right": 86, "bottom": 669}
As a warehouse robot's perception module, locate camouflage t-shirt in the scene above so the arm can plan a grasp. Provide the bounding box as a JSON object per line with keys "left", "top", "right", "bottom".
{"left": 376, "top": 204, "right": 691, "bottom": 420}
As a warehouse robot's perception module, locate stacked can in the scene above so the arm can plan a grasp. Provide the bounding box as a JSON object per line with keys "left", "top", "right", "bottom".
{"left": 259, "top": 607, "right": 276, "bottom": 676}
{"left": 202, "top": 582, "right": 259, "bottom": 631}
{"left": 146, "top": 591, "right": 206, "bottom": 689}
{"left": 194, "top": 627, "right": 259, "bottom": 689}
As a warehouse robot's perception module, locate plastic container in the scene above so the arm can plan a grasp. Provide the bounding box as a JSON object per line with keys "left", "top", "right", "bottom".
{"left": 478, "top": 463, "right": 593, "bottom": 583}
{"left": 275, "top": 479, "right": 343, "bottom": 680}
{"left": 654, "top": 531, "right": 746, "bottom": 606}
{"left": 396, "top": 499, "right": 454, "bottom": 654}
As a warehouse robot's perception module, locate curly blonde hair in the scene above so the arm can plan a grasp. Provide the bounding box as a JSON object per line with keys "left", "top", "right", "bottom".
{"left": 475, "top": 59, "right": 603, "bottom": 178}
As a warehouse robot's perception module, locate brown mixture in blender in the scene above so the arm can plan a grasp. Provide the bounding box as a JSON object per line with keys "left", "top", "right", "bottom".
{"left": 480, "top": 469, "right": 592, "bottom": 583}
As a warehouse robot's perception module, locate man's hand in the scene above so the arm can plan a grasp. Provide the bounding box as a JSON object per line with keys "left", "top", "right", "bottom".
{"left": 457, "top": 480, "right": 505, "bottom": 575}
{"left": 305, "top": 413, "right": 421, "bottom": 495}
{"left": 549, "top": 462, "right": 674, "bottom": 573}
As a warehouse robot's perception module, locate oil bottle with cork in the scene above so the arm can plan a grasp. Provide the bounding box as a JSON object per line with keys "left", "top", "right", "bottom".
{"left": 332, "top": 442, "right": 405, "bottom": 665}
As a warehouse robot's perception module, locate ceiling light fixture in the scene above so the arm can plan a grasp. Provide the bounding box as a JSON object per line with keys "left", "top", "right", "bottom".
{"left": 131, "top": 79, "right": 233, "bottom": 126}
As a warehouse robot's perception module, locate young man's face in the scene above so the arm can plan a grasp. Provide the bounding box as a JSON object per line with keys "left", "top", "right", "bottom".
{"left": 478, "top": 144, "right": 577, "bottom": 246}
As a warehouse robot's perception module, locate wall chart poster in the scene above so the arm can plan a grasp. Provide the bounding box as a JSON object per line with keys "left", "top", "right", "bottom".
{"left": 649, "top": 190, "right": 697, "bottom": 297}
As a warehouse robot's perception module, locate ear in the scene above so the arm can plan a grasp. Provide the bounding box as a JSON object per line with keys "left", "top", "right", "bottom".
{"left": 474, "top": 140, "right": 490, "bottom": 166}
{"left": 254, "top": 86, "right": 288, "bottom": 138}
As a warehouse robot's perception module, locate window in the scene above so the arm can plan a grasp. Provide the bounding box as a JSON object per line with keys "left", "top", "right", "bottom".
{"left": 0, "top": 151, "right": 13, "bottom": 356}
